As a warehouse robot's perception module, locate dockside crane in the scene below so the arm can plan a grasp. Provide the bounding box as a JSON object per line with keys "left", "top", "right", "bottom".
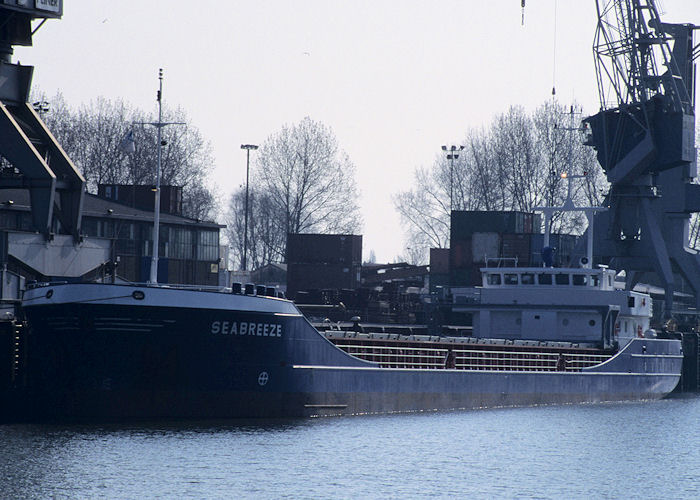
{"left": 0, "top": 1, "right": 85, "bottom": 242}
{"left": 579, "top": 0, "right": 698, "bottom": 318}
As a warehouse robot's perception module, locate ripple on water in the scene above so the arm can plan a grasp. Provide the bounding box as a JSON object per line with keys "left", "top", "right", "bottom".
{"left": 1, "top": 398, "right": 700, "bottom": 499}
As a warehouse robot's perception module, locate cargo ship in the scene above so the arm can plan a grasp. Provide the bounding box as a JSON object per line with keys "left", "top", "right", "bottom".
{"left": 17, "top": 161, "right": 684, "bottom": 419}
{"left": 18, "top": 261, "right": 682, "bottom": 420}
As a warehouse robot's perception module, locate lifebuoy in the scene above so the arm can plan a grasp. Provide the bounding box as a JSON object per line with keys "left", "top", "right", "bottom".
{"left": 614, "top": 322, "right": 620, "bottom": 335}
{"left": 637, "top": 324, "right": 643, "bottom": 338}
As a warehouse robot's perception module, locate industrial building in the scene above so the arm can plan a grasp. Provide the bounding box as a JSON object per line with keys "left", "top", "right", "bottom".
{"left": 0, "top": 186, "right": 223, "bottom": 310}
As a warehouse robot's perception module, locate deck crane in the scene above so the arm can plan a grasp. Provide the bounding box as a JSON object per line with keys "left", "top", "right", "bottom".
{"left": 580, "top": 0, "right": 698, "bottom": 319}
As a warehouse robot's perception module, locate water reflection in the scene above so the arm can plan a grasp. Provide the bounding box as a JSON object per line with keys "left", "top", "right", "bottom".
{"left": 2, "top": 398, "right": 700, "bottom": 499}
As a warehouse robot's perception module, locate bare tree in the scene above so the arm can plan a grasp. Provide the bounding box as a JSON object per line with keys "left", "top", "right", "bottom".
{"left": 395, "top": 100, "right": 610, "bottom": 261}
{"left": 399, "top": 245, "right": 429, "bottom": 266}
{"left": 492, "top": 105, "right": 541, "bottom": 212}
{"left": 365, "top": 249, "right": 377, "bottom": 264}
{"left": 38, "top": 93, "right": 217, "bottom": 220}
{"left": 464, "top": 129, "right": 504, "bottom": 211}
{"left": 226, "top": 117, "right": 361, "bottom": 269}
{"left": 531, "top": 101, "right": 606, "bottom": 234}
{"left": 255, "top": 117, "right": 363, "bottom": 237}
{"left": 225, "top": 186, "right": 286, "bottom": 270}
{"left": 393, "top": 167, "right": 450, "bottom": 250}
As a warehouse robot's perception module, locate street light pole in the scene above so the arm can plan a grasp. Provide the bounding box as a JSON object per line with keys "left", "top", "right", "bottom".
{"left": 240, "top": 144, "right": 258, "bottom": 271}
{"left": 441, "top": 144, "right": 464, "bottom": 213}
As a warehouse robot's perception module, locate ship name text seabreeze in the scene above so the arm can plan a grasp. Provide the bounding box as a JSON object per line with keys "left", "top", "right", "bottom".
{"left": 210, "top": 321, "right": 283, "bottom": 337}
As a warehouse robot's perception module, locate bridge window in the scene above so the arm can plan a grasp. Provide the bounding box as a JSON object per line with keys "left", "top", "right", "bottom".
{"left": 537, "top": 273, "right": 552, "bottom": 285}
{"left": 487, "top": 274, "right": 501, "bottom": 285}
{"left": 504, "top": 274, "right": 518, "bottom": 285}
{"left": 555, "top": 273, "right": 570, "bottom": 285}
{"left": 521, "top": 273, "right": 534, "bottom": 285}
{"left": 572, "top": 274, "right": 587, "bottom": 286}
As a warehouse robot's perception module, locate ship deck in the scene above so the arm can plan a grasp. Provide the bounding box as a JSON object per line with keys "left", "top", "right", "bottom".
{"left": 322, "top": 329, "right": 613, "bottom": 372}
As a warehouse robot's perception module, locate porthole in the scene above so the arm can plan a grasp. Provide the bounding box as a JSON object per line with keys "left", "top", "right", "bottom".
{"left": 589, "top": 319, "right": 596, "bottom": 327}
{"left": 46, "top": 289, "right": 53, "bottom": 299}
{"left": 562, "top": 318, "right": 569, "bottom": 326}
{"left": 132, "top": 290, "right": 145, "bottom": 300}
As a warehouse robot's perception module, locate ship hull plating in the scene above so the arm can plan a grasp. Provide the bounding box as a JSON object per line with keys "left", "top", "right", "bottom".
{"left": 20, "top": 284, "right": 682, "bottom": 420}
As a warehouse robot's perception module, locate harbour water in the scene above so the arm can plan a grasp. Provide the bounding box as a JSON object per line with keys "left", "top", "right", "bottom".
{"left": 2, "top": 395, "right": 700, "bottom": 499}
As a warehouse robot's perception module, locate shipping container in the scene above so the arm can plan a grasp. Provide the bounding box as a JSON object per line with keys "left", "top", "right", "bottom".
{"left": 429, "top": 272, "right": 450, "bottom": 292}
{"left": 558, "top": 234, "right": 579, "bottom": 264}
{"left": 450, "top": 268, "right": 472, "bottom": 287}
{"left": 287, "top": 262, "right": 361, "bottom": 295}
{"left": 429, "top": 248, "right": 450, "bottom": 274}
{"left": 451, "top": 211, "right": 541, "bottom": 240}
{"left": 449, "top": 240, "right": 472, "bottom": 270}
{"left": 286, "top": 234, "right": 362, "bottom": 265}
{"left": 450, "top": 265, "right": 483, "bottom": 287}
{"left": 471, "top": 232, "right": 500, "bottom": 263}
{"left": 529, "top": 233, "right": 581, "bottom": 267}
{"left": 501, "top": 233, "right": 531, "bottom": 265}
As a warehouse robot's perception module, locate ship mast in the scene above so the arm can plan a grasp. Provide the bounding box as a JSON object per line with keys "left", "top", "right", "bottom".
{"left": 151, "top": 70, "right": 164, "bottom": 285}
{"left": 135, "top": 69, "right": 184, "bottom": 284}
{"left": 535, "top": 107, "right": 606, "bottom": 269}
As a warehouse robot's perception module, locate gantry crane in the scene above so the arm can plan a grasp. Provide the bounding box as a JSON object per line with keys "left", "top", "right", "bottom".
{"left": 0, "top": 1, "right": 85, "bottom": 241}
{"left": 582, "top": 0, "right": 699, "bottom": 318}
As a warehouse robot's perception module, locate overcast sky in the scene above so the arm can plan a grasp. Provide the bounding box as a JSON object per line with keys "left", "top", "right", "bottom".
{"left": 14, "top": 0, "right": 699, "bottom": 262}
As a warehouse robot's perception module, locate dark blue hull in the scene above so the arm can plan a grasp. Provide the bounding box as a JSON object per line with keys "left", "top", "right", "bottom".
{"left": 18, "top": 284, "right": 682, "bottom": 420}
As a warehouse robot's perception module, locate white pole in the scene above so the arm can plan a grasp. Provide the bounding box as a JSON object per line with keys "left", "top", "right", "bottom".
{"left": 149, "top": 69, "right": 164, "bottom": 284}
{"left": 586, "top": 211, "right": 595, "bottom": 269}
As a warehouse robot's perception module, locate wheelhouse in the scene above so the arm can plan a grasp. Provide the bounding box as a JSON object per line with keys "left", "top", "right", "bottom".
{"left": 481, "top": 267, "right": 616, "bottom": 291}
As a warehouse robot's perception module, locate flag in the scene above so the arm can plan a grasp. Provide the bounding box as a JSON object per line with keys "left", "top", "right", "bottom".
{"left": 119, "top": 130, "right": 136, "bottom": 153}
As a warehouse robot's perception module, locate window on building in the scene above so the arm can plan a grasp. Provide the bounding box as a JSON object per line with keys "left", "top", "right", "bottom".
{"left": 115, "top": 223, "right": 136, "bottom": 255}
{"left": 94, "top": 220, "right": 115, "bottom": 238}
{"left": 196, "top": 230, "right": 219, "bottom": 261}
{"left": 169, "top": 227, "right": 194, "bottom": 259}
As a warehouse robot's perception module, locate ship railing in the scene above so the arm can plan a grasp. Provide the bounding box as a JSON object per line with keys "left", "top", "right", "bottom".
{"left": 137, "top": 282, "right": 232, "bottom": 293}
{"left": 25, "top": 280, "right": 231, "bottom": 293}
{"left": 27, "top": 280, "right": 239, "bottom": 295}
{"left": 332, "top": 343, "right": 611, "bottom": 372}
